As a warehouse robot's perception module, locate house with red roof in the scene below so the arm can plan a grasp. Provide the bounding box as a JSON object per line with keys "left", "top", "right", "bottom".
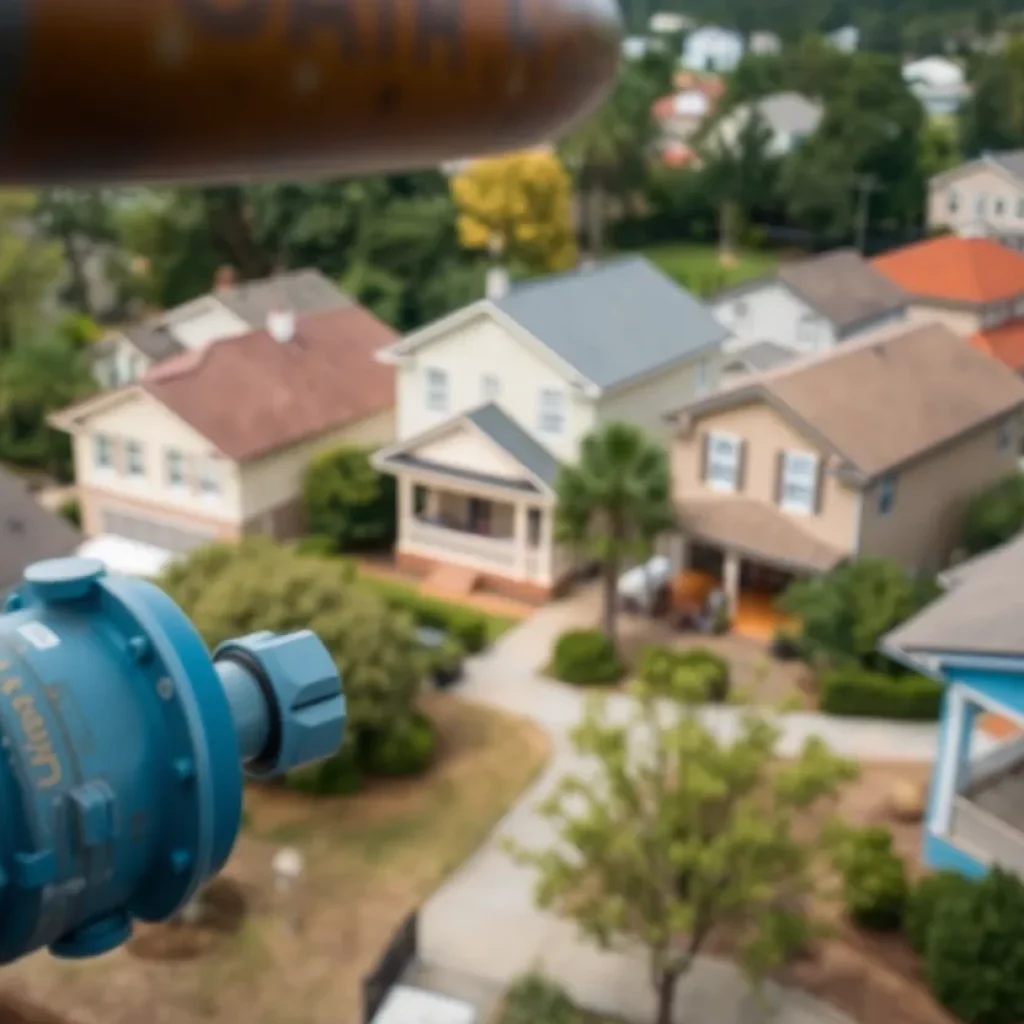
{"left": 49, "top": 305, "right": 397, "bottom": 575}
{"left": 872, "top": 235, "right": 1024, "bottom": 373}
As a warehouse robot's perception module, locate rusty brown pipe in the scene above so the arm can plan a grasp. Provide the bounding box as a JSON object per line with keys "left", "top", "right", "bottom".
{"left": 0, "top": 0, "right": 622, "bottom": 185}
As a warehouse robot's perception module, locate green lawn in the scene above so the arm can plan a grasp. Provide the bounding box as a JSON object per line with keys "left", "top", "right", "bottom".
{"left": 643, "top": 242, "right": 781, "bottom": 297}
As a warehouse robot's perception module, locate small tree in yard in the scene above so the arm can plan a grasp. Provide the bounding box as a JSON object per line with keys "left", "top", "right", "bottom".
{"left": 302, "top": 446, "right": 396, "bottom": 553}
{"left": 960, "top": 473, "right": 1024, "bottom": 558}
{"left": 506, "top": 677, "right": 858, "bottom": 1024}
{"left": 556, "top": 422, "right": 676, "bottom": 650}
{"left": 777, "top": 557, "right": 939, "bottom": 672}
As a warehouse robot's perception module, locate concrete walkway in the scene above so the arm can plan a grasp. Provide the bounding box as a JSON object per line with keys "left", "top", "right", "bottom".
{"left": 418, "top": 604, "right": 948, "bottom": 1023}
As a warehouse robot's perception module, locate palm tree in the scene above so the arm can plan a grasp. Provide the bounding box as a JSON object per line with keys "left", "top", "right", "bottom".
{"left": 556, "top": 422, "right": 676, "bottom": 649}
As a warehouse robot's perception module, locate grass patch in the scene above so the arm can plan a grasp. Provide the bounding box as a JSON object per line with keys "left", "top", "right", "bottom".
{"left": 5, "top": 694, "right": 550, "bottom": 1024}
{"left": 643, "top": 242, "right": 780, "bottom": 296}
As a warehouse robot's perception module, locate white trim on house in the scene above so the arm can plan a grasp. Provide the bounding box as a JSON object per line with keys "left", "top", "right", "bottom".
{"left": 377, "top": 300, "right": 603, "bottom": 398}
{"left": 930, "top": 155, "right": 1024, "bottom": 193}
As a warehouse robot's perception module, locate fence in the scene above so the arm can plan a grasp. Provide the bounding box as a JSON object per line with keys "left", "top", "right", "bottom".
{"left": 361, "top": 910, "right": 419, "bottom": 1023}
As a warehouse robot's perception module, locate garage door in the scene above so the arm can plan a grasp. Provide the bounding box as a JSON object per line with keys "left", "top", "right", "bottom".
{"left": 100, "top": 509, "right": 217, "bottom": 555}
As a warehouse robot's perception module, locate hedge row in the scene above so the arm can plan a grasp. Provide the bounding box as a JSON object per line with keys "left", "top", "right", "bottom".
{"left": 360, "top": 578, "right": 495, "bottom": 653}
{"left": 820, "top": 668, "right": 943, "bottom": 721}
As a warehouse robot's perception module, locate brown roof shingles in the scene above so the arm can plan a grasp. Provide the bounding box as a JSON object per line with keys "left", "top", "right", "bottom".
{"left": 142, "top": 305, "right": 396, "bottom": 462}
{"left": 678, "top": 496, "right": 846, "bottom": 573}
{"left": 678, "top": 322, "right": 1024, "bottom": 480}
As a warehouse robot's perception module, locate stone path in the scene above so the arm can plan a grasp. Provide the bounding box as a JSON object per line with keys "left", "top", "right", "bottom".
{"left": 416, "top": 602, "right": 950, "bottom": 1023}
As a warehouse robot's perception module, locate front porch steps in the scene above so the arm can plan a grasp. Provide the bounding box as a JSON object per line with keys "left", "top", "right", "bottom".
{"left": 422, "top": 563, "right": 481, "bottom": 600}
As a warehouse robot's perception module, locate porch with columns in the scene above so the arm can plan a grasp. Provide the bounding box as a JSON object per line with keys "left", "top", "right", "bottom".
{"left": 396, "top": 474, "right": 569, "bottom": 588}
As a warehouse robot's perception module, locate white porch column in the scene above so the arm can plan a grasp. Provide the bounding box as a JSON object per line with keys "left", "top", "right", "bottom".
{"left": 662, "top": 532, "right": 688, "bottom": 574}
{"left": 541, "top": 505, "right": 556, "bottom": 582}
{"left": 722, "top": 549, "right": 741, "bottom": 613}
{"left": 397, "top": 476, "right": 414, "bottom": 545}
{"left": 425, "top": 486, "right": 441, "bottom": 519}
{"left": 514, "top": 502, "right": 529, "bottom": 579}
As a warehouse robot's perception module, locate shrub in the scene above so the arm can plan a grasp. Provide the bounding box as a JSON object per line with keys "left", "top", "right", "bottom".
{"left": 639, "top": 646, "right": 731, "bottom": 702}
{"left": 771, "top": 626, "right": 803, "bottom": 661}
{"left": 59, "top": 497, "right": 81, "bottom": 528}
{"left": 160, "top": 538, "right": 424, "bottom": 770}
{"left": 286, "top": 739, "right": 363, "bottom": 796}
{"left": 819, "top": 668, "right": 943, "bottom": 720}
{"left": 836, "top": 826, "right": 909, "bottom": 931}
{"left": 364, "top": 580, "right": 492, "bottom": 653}
{"left": 295, "top": 533, "right": 338, "bottom": 557}
{"left": 926, "top": 868, "right": 1024, "bottom": 1024}
{"left": 906, "top": 871, "right": 975, "bottom": 956}
{"left": 961, "top": 474, "right": 1024, "bottom": 557}
{"left": 550, "top": 629, "right": 625, "bottom": 685}
{"left": 365, "top": 711, "right": 437, "bottom": 777}
{"left": 302, "top": 446, "right": 396, "bottom": 552}
{"left": 500, "top": 974, "right": 578, "bottom": 1024}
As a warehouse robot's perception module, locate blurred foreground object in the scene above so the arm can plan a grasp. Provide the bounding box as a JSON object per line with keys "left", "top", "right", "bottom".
{"left": 0, "top": 557, "right": 344, "bottom": 964}
{"left": 0, "top": 0, "right": 622, "bottom": 185}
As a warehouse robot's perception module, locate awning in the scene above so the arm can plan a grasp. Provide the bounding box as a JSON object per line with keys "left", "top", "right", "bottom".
{"left": 77, "top": 534, "right": 178, "bottom": 579}
{"left": 678, "top": 497, "right": 846, "bottom": 574}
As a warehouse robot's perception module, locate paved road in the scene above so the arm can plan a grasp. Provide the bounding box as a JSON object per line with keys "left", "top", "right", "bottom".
{"left": 418, "top": 604, "right": 949, "bottom": 1023}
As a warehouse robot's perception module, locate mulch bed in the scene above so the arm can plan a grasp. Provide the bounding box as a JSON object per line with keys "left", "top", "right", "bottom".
{"left": 126, "top": 877, "right": 250, "bottom": 963}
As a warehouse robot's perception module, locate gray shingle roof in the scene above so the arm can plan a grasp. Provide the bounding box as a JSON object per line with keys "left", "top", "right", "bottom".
{"left": 465, "top": 403, "right": 561, "bottom": 488}
{"left": 494, "top": 256, "right": 729, "bottom": 390}
{"left": 118, "top": 270, "right": 350, "bottom": 365}
{"left": 777, "top": 249, "right": 910, "bottom": 333}
{"left": 989, "top": 150, "right": 1024, "bottom": 183}
{"left": 0, "top": 471, "right": 80, "bottom": 591}
{"left": 884, "top": 531, "right": 1024, "bottom": 660}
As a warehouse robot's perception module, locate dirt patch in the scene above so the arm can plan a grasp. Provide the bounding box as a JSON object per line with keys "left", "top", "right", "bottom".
{"left": 4, "top": 693, "right": 550, "bottom": 1024}
{"left": 126, "top": 878, "right": 250, "bottom": 963}
{"left": 0, "top": 995, "right": 76, "bottom": 1024}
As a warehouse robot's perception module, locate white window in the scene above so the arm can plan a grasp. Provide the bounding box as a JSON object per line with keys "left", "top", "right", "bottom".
{"left": 780, "top": 451, "right": 819, "bottom": 514}
{"left": 125, "top": 439, "right": 145, "bottom": 478}
{"left": 948, "top": 189, "right": 959, "bottom": 214}
{"left": 1000, "top": 419, "right": 1015, "bottom": 452}
{"left": 425, "top": 367, "right": 449, "bottom": 413}
{"left": 796, "top": 314, "right": 823, "bottom": 349}
{"left": 1018, "top": 197, "right": 1024, "bottom": 219}
{"left": 705, "top": 432, "right": 741, "bottom": 491}
{"left": 695, "top": 357, "right": 710, "bottom": 394}
{"left": 976, "top": 192, "right": 988, "bottom": 217}
{"left": 996, "top": 197, "right": 1007, "bottom": 218}
{"left": 481, "top": 373, "right": 501, "bottom": 403}
{"left": 200, "top": 457, "right": 221, "bottom": 497}
{"left": 878, "top": 473, "right": 898, "bottom": 516}
{"left": 538, "top": 389, "right": 566, "bottom": 435}
{"left": 93, "top": 433, "right": 113, "bottom": 471}
{"left": 165, "top": 448, "right": 186, "bottom": 489}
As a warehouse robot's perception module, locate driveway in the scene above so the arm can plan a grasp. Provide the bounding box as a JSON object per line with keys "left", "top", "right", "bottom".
{"left": 417, "top": 599, "right": 948, "bottom": 1023}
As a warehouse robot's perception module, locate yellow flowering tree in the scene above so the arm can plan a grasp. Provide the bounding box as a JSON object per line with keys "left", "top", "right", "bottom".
{"left": 451, "top": 150, "right": 578, "bottom": 274}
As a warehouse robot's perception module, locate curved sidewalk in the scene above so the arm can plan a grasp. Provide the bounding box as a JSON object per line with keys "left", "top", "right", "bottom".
{"left": 419, "top": 607, "right": 947, "bottom": 1023}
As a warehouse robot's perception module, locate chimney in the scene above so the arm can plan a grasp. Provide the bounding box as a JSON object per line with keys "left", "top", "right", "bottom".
{"left": 485, "top": 266, "right": 510, "bottom": 301}
{"left": 267, "top": 308, "right": 296, "bottom": 343}
{"left": 214, "top": 265, "right": 237, "bottom": 292}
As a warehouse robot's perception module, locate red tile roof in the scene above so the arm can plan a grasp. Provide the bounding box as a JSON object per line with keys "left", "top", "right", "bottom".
{"left": 872, "top": 236, "right": 1024, "bottom": 305}
{"left": 141, "top": 305, "right": 396, "bottom": 462}
{"left": 972, "top": 319, "right": 1024, "bottom": 372}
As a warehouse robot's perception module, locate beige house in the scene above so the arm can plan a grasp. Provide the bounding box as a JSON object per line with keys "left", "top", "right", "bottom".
{"left": 669, "top": 322, "right": 1024, "bottom": 609}
{"left": 372, "top": 256, "right": 730, "bottom": 602}
{"left": 51, "top": 305, "right": 396, "bottom": 575}
{"left": 928, "top": 152, "right": 1024, "bottom": 248}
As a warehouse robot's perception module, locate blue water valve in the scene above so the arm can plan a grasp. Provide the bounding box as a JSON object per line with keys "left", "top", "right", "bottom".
{"left": 0, "top": 557, "right": 345, "bottom": 965}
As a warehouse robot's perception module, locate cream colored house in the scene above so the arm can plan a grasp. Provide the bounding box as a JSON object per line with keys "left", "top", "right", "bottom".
{"left": 51, "top": 305, "right": 396, "bottom": 576}
{"left": 372, "top": 256, "right": 730, "bottom": 602}
{"left": 669, "top": 322, "right": 1024, "bottom": 610}
{"left": 928, "top": 152, "right": 1024, "bottom": 248}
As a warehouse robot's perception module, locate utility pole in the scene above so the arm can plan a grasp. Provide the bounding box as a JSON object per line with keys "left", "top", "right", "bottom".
{"left": 855, "top": 175, "right": 881, "bottom": 254}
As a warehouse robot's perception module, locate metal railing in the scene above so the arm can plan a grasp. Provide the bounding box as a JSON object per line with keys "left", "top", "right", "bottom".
{"left": 406, "top": 519, "right": 519, "bottom": 570}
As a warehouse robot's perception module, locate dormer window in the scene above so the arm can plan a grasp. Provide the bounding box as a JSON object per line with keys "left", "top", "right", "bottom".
{"left": 425, "top": 367, "right": 449, "bottom": 413}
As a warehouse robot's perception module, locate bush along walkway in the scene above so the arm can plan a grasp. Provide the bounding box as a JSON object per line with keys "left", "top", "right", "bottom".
{"left": 415, "top": 605, "right": 966, "bottom": 1024}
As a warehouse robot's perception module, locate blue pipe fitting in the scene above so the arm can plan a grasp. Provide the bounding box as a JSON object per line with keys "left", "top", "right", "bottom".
{"left": 0, "top": 557, "right": 345, "bottom": 966}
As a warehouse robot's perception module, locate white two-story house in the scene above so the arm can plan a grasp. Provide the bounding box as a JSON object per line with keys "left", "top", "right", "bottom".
{"left": 371, "top": 256, "right": 730, "bottom": 602}
{"left": 711, "top": 249, "right": 911, "bottom": 357}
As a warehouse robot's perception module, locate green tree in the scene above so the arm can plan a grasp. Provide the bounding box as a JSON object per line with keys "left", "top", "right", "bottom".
{"left": 159, "top": 538, "right": 425, "bottom": 739}
{"left": 555, "top": 423, "right": 676, "bottom": 648}
{"left": 561, "top": 60, "right": 662, "bottom": 256}
{"left": 507, "top": 678, "right": 857, "bottom": 1024}
{"left": 777, "top": 558, "right": 940, "bottom": 672}
{"left": 302, "top": 446, "right": 397, "bottom": 553}
{"left": 919, "top": 118, "right": 962, "bottom": 181}
{"left": 960, "top": 474, "right": 1024, "bottom": 556}
{"left": 960, "top": 41, "right": 1024, "bottom": 157}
